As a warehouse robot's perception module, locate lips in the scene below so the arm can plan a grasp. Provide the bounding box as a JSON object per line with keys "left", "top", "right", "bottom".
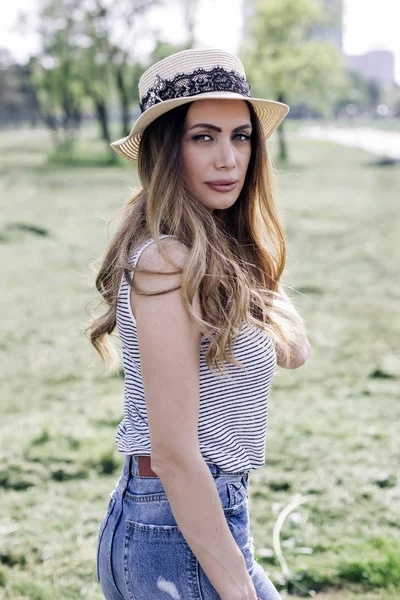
{"left": 205, "top": 179, "right": 238, "bottom": 193}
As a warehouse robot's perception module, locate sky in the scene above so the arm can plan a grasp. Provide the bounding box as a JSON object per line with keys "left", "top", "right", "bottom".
{"left": 1, "top": 0, "right": 399, "bottom": 84}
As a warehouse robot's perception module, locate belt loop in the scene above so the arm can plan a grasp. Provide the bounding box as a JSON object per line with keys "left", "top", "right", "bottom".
{"left": 121, "top": 455, "right": 132, "bottom": 485}
{"left": 120, "top": 455, "right": 132, "bottom": 498}
{"left": 128, "top": 454, "right": 133, "bottom": 477}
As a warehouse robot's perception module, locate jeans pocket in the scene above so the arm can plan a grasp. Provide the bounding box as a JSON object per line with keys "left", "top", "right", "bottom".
{"left": 96, "top": 494, "right": 116, "bottom": 582}
{"left": 226, "top": 479, "right": 248, "bottom": 510}
{"left": 123, "top": 520, "right": 198, "bottom": 599}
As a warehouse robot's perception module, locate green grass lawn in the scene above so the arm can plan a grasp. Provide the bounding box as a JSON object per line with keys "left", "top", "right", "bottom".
{"left": 0, "top": 126, "right": 399, "bottom": 599}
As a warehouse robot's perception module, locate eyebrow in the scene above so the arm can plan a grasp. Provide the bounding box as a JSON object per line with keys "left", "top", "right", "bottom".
{"left": 186, "top": 123, "right": 252, "bottom": 133}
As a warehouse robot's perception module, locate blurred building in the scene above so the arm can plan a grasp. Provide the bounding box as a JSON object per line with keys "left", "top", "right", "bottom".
{"left": 345, "top": 50, "right": 395, "bottom": 89}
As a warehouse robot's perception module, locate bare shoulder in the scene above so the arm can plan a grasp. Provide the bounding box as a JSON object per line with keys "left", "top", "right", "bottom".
{"left": 137, "top": 237, "right": 189, "bottom": 273}
{"left": 133, "top": 237, "right": 189, "bottom": 295}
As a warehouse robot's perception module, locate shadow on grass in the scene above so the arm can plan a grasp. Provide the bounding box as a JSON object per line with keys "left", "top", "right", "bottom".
{"left": 0, "top": 222, "right": 51, "bottom": 243}
{"left": 1, "top": 430, "right": 121, "bottom": 490}
{"left": 46, "top": 149, "right": 125, "bottom": 167}
{"left": 365, "top": 157, "right": 400, "bottom": 167}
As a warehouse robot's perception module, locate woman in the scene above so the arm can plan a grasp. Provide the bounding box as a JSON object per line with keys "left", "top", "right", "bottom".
{"left": 87, "top": 48, "right": 310, "bottom": 600}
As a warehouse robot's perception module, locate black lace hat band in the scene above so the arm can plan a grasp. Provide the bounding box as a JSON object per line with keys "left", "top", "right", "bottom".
{"left": 139, "top": 66, "right": 251, "bottom": 113}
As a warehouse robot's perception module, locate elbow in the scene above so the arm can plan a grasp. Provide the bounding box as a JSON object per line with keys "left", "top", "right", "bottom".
{"left": 290, "top": 340, "right": 311, "bottom": 369}
{"left": 277, "top": 340, "right": 311, "bottom": 369}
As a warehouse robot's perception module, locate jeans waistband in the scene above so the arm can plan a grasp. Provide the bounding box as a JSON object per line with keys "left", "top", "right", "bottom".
{"left": 121, "top": 455, "right": 249, "bottom": 485}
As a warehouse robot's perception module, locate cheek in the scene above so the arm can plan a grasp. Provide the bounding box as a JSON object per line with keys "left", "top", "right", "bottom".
{"left": 182, "top": 145, "right": 204, "bottom": 185}
{"left": 240, "top": 146, "right": 252, "bottom": 170}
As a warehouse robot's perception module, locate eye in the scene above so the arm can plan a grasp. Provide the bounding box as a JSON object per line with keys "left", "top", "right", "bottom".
{"left": 192, "top": 134, "right": 213, "bottom": 142}
{"left": 233, "top": 133, "right": 251, "bottom": 141}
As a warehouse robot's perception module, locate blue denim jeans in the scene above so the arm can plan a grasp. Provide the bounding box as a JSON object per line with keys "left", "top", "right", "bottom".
{"left": 96, "top": 455, "right": 281, "bottom": 599}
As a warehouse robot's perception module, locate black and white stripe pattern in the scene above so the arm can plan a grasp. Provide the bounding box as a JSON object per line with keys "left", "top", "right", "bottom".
{"left": 115, "top": 235, "right": 277, "bottom": 472}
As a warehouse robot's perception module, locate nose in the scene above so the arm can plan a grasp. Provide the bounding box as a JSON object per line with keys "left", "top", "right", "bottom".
{"left": 215, "top": 138, "right": 236, "bottom": 170}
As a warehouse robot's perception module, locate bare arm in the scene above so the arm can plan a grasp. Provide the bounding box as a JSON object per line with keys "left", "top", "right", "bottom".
{"left": 276, "top": 283, "right": 311, "bottom": 369}
{"left": 132, "top": 238, "right": 257, "bottom": 600}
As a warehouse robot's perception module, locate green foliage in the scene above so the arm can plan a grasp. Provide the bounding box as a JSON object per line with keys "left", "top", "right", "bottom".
{"left": 150, "top": 40, "right": 190, "bottom": 64}
{"left": 28, "top": 0, "right": 163, "bottom": 150}
{"left": 334, "top": 68, "right": 370, "bottom": 113}
{"left": 28, "top": 1, "right": 87, "bottom": 150}
{"left": 241, "top": 0, "right": 350, "bottom": 114}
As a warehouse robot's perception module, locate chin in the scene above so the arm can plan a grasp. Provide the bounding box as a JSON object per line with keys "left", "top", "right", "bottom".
{"left": 203, "top": 194, "right": 239, "bottom": 212}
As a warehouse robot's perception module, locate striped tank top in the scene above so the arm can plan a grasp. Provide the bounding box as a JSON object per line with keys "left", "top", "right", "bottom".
{"left": 115, "top": 234, "right": 277, "bottom": 472}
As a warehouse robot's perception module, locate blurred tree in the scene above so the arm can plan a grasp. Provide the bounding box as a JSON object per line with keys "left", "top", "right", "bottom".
{"left": 333, "top": 68, "right": 369, "bottom": 118}
{"left": 179, "top": 0, "right": 200, "bottom": 47}
{"left": 31, "top": 0, "right": 86, "bottom": 151}
{"left": 150, "top": 40, "right": 189, "bottom": 63}
{"left": 26, "top": 0, "right": 163, "bottom": 154}
{"left": 72, "top": 24, "right": 115, "bottom": 149}
{"left": 241, "top": 0, "right": 350, "bottom": 161}
{"left": 365, "top": 79, "right": 382, "bottom": 118}
{"left": 83, "top": 0, "right": 162, "bottom": 138}
{"left": 383, "top": 83, "right": 400, "bottom": 117}
{"left": 148, "top": 1, "right": 200, "bottom": 65}
{"left": 0, "top": 50, "right": 41, "bottom": 128}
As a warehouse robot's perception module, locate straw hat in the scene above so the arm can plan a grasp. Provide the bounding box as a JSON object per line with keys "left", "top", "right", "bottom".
{"left": 110, "top": 48, "right": 290, "bottom": 162}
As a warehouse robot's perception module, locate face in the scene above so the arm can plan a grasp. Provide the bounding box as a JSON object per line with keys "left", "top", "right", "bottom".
{"left": 181, "top": 99, "right": 252, "bottom": 213}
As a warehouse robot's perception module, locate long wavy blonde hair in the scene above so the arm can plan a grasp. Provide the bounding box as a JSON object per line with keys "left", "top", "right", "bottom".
{"left": 85, "top": 100, "right": 305, "bottom": 375}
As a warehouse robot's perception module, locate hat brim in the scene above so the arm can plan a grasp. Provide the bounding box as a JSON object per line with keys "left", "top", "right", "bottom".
{"left": 110, "top": 91, "right": 290, "bottom": 162}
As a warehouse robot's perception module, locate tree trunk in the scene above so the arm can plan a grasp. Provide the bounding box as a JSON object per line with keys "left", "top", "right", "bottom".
{"left": 80, "top": 76, "right": 115, "bottom": 156}
{"left": 44, "top": 112, "right": 60, "bottom": 148}
{"left": 115, "top": 65, "right": 130, "bottom": 137}
{"left": 277, "top": 91, "right": 288, "bottom": 162}
{"left": 94, "top": 98, "right": 111, "bottom": 145}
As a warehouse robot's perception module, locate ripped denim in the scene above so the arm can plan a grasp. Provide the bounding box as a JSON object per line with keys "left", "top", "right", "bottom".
{"left": 96, "top": 455, "right": 281, "bottom": 599}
